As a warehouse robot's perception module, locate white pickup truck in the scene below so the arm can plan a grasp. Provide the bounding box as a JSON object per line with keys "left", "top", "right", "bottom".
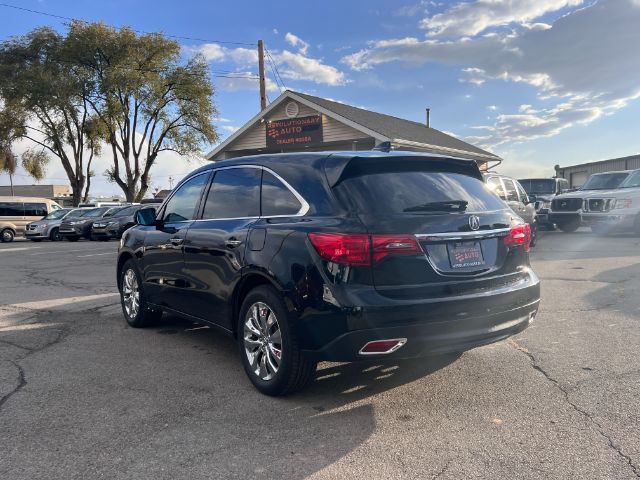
{"left": 581, "top": 169, "right": 640, "bottom": 234}
{"left": 549, "top": 171, "right": 633, "bottom": 232}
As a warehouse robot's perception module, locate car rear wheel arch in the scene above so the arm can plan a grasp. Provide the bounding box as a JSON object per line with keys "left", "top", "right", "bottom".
{"left": 232, "top": 272, "right": 288, "bottom": 338}
{"left": 117, "top": 252, "right": 134, "bottom": 289}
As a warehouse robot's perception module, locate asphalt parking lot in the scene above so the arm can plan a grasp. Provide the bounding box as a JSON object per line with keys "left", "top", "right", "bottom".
{"left": 1, "top": 232, "right": 639, "bottom": 480}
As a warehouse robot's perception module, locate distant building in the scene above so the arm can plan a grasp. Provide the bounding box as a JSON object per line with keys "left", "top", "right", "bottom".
{"left": 154, "top": 189, "right": 172, "bottom": 199}
{"left": 207, "top": 90, "right": 502, "bottom": 170}
{"left": 0, "top": 184, "right": 74, "bottom": 206}
{"left": 555, "top": 154, "right": 640, "bottom": 188}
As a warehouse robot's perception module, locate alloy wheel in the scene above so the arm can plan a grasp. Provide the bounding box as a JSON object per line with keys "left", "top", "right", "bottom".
{"left": 243, "top": 302, "right": 282, "bottom": 381}
{"left": 1, "top": 229, "right": 13, "bottom": 242}
{"left": 122, "top": 268, "right": 140, "bottom": 319}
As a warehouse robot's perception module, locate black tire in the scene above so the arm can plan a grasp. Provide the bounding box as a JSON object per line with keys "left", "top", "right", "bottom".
{"left": 1, "top": 228, "right": 15, "bottom": 243}
{"left": 238, "top": 285, "right": 317, "bottom": 396}
{"left": 66, "top": 236, "right": 79, "bottom": 242}
{"left": 49, "top": 228, "right": 62, "bottom": 242}
{"left": 529, "top": 221, "right": 538, "bottom": 247}
{"left": 557, "top": 219, "right": 580, "bottom": 233}
{"left": 119, "top": 259, "right": 163, "bottom": 328}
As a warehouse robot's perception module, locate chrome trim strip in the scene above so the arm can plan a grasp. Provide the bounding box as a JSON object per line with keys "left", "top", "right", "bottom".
{"left": 358, "top": 338, "right": 408, "bottom": 356}
{"left": 415, "top": 227, "right": 511, "bottom": 240}
{"left": 199, "top": 164, "right": 310, "bottom": 220}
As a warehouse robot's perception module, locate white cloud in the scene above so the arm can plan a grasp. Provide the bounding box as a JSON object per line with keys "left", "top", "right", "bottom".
{"left": 487, "top": 105, "right": 497, "bottom": 111}
{"left": 342, "top": 0, "right": 640, "bottom": 147}
{"left": 273, "top": 28, "right": 279, "bottom": 35}
{"left": 215, "top": 72, "right": 280, "bottom": 93}
{"left": 394, "top": 1, "right": 430, "bottom": 17}
{"left": 191, "top": 42, "right": 347, "bottom": 88}
{"left": 194, "top": 43, "right": 225, "bottom": 62}
{"left": 420, "top": 0, "right": 584, "bottom": 38}
{"left": 220, "top": 125, "right": 240, "bottom": 133}
{"left": 284, "top": 32, "right": 310, "bottom": 55}
{"left": 275, "top": 50, "right": 347, "bottom": 86}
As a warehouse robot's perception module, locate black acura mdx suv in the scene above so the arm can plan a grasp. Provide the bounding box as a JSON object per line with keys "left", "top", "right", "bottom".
{"left": 117, "top": 152, "right": 540, "bottom": 395}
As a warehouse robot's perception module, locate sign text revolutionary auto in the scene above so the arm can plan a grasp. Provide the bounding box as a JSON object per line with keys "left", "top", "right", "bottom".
{"left": 266, "top": 115, "right": 323, "bottom": 148}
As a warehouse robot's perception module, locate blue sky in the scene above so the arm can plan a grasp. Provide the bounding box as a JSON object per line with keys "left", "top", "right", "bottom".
{"left": 1, "top": 0, "right": 640, "bottom": 195}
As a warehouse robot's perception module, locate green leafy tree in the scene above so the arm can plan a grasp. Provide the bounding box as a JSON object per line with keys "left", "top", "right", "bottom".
{"left": 0, "top": 27, "right": 100, "bottom": 205}
{"left": 65, "top": 22, "right": 219, "bottom": 201}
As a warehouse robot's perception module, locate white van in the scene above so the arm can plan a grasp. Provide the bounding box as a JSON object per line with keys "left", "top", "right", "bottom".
{"left": 0, "top": 196, "right": 62, "bottom": 242}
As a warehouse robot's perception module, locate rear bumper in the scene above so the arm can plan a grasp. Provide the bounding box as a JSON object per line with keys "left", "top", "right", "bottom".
{"left": 301, "top": 272, "right": 540, "bottom": 362}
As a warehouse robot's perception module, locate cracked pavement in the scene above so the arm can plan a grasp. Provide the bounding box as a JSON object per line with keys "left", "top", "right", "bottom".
{"left": 0, "top": 232, "right": 639, "bottom": 479}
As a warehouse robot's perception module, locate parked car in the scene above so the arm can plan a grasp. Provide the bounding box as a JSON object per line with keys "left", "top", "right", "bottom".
{"left": 139, "top": 198, "right": 164, "bottom": 205}
{"left": 580, "top": 169, "right": 640, "bottom": 234}
{"left": 59, "top": 207, "right": 116, "bottom": 241}
{"left": 25, "top": 208, "right": 78, "bottom": 241}
{"left": 518, "top": 178, "right": 570, "bottom": 228}
{"left": 91, "top": 205, "right": 155, "bottom": 240}
{"left": 549, "top": 170, "right": 632, "bottom": 232}
{"left": 117, "top": 152, "right": 540, "bottom": 396}
{"left": 0, "top": 196, "right": 62, "bottom": 242}
{"left": 484, "top": 173, "right": 538, "bottom": 247}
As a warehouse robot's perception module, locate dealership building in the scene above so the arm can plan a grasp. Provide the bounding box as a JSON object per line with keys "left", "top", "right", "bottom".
{"left": 207, "top": 90, "right": 502, "bottom": 169}
{"left": 555, "top": 154, "right": 640, "bottom": 188}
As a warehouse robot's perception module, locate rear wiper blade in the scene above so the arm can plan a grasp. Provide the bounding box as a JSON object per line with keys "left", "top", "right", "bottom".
{"left": 403, "top": 200, "right": 468, "bottom": 213}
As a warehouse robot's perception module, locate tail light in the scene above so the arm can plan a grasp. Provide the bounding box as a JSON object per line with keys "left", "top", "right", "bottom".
{"left": 503, "top": 224, "right": 531, "bottom": 252}
{"left": 308, "top": 233, "right": 422, "bottom": 266}
{"left": 308, "top": 233, "right": 370, "bottom": 266}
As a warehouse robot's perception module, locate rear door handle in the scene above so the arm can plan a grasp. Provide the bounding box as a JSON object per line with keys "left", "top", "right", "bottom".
{"left": 226, "top": 238, "right": 242, "bottom": 248}
{"left": 169, "top": 237, "right": 184, "bottom": 246}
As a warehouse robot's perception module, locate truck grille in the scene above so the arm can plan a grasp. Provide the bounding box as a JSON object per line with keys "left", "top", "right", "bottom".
{"left": 551, "top": 198, "right": 582, "bottom": 212}
{"left": 586, "top": 198, "right": 613, "bottom": 212}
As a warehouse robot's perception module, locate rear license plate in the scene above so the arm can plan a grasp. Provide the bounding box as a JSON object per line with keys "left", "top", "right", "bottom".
{"left": 447, "top": 241, "right": 485, "bottom": 269}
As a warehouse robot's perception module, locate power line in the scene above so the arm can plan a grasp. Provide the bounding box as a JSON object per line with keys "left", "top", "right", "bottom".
{"left": 0, "top": 2, "right": 255, "bottom": 46}
{"left": 264, "top": 51, "right": 283, "bottom": 91}
{"left": 265, "top": 48, "right": 286, "bottom": 90}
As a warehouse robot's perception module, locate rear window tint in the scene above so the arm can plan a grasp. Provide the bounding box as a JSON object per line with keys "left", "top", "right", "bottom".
{"left": 334, "top": 171, "right": 505, "bottom": 214}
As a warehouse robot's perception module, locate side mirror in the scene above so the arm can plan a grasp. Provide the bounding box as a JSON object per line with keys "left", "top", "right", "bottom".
{"left": 135, "top": 208, "right": 157, "bottom": 226}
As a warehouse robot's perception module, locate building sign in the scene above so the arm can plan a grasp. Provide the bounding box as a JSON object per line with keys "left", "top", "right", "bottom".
{"left": 266, "top": 115, "right": 323, "bottom": 148}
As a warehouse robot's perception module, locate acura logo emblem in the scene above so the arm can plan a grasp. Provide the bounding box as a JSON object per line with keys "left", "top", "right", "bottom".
{"left": 469, "top": 215, "right": 480, "bottom": 231}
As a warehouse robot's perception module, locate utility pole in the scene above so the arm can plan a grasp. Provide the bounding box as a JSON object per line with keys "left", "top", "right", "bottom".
{"left": 258, "top": 40, "right": 267, "bottom": 111}
{"left": 426, "top": 108, "right": 431, "bottom": 128}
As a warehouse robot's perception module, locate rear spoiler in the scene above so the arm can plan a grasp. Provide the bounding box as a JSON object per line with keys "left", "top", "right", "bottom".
{"left": 323, "top": 153, "right": 483, "bottom": 187}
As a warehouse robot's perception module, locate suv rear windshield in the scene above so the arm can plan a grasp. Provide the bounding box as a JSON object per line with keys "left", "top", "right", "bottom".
{"left": 581, "top": 172, "right": 629, "bottom": 190}
{"left": 520, "top": 179, "right": 555, "bottom": 195}
{"left": 334, "top": 169, "right": 505, "bottom": 214}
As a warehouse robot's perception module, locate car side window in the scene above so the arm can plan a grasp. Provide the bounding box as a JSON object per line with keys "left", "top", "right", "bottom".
{"left": 0, "top": 202, "right": 23, "bottom": 216}
{"left": 486, "top": 177, "right": 506, "bottom": 200}
{"left": 261, "top": 171, "right": 302, "bottom": 216}
{"left": 162, "top": 173, "right": 209, "bottom": 223}
{"left": 24, "top": 202, "right": 48, "bottom": 216}
{"left": 502, "top": 178, "right": 520, "bottom": 202}
{"left": 515, "top": 182, "right": 529, "bottom": 203}
{"left": 202, "top": 167, "right": 261, "bottom": 219}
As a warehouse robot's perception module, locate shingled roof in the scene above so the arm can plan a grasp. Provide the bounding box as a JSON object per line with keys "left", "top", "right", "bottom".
{"left": 206, "top": 90, "right": 501, "bottom": 164}
{"left": 292, "top": 91, "right": 500, "bottom": 161}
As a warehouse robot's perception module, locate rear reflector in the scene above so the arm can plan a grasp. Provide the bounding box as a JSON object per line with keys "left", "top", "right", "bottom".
{"left": 308, "top": 233, "right": 422, "bottom": 266}
{"left": 503, "top": 224, "right": 531, "bottom": 252}
{"left": 359, "top": 338, "right": 408, "bottom": 355}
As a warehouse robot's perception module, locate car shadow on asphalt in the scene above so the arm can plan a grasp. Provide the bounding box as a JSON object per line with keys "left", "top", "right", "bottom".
{"left": 149, "top": 314, "right": 459, "bottom": 478}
